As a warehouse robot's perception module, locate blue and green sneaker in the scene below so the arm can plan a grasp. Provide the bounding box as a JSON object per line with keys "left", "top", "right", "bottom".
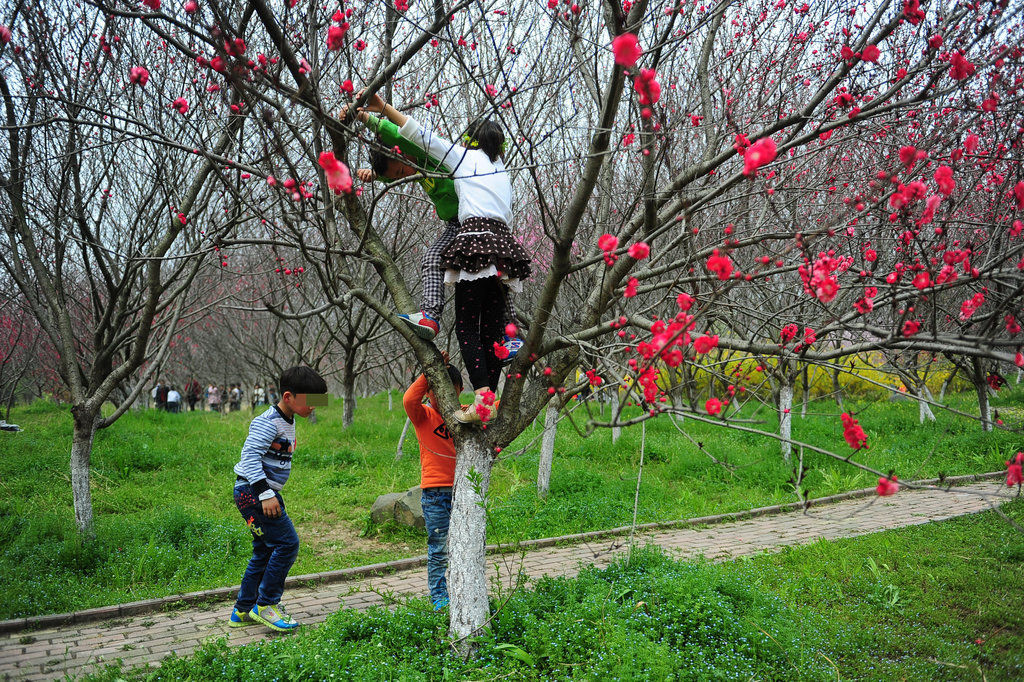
{"left": 249, "top": 603, "right": 300, "bottom": 632}
{"left": 228, "top": 607, "right": 256, "bottom": 627}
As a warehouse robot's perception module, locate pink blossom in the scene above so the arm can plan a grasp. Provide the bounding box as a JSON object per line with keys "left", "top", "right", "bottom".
{"left": 780, "top": 323, "right": 798, "bottom": 344}
{"left": 628, "top": 242, "right": 650, "bottom": 259}
{"left": 172, "top": 97, "right": 189, "bottom": 114}
{"left": 623, "top": 277, "right": 639, "bottom": 298}
{"left": 928, "top": 34, "right": 943, "bottom": 49}
{"left": 184, "top": 1, "right": 198, "bottom": 13}
{"left": 742, "top": 138, "right": 777, "bottom": 176}
{"left": 1014, "top": 182, "right": 1024, "bottom": 210}
{"left": 676, "top": 292, "right": 694, "bottom": 311}
{"left": 903, "top": 0, "right": 924, "bottom": 24}
{"left": 505, "top": 323, "right": 517, "bottom": 337}
{"left": 912, "top": 271, "right": 931, "bottom": 290}
{"left": 129, "top": 66, "right": 150, "bottom": 86}
{"left": 143, "top": 0, "right": 161, "bottom": 10}
{"left": 861, "top": 45, "right": 880, "bottom": 62}
{"left": 705, "top": 397, "right": 722, "bottom": 415}
{"left": 317, "top": 151, "right": 353, "bottom": 194}
{"left": 340, "top": 80, "right": 354, "bottom": 94}
{"left": 612, "top": 33, "right": 642, "bottom": 67}
{"left": 492, "top": 342, "right": 510, "bottom": 360}
{"left": 0, "top": 25, "right": 11, "bottom": 44}
{"left": 902, "top": 320, "right": 921, "bottom": 336}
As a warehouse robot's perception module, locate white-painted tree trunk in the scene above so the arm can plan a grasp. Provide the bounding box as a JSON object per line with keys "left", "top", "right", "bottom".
{"left": 918, "top": 386, "right": 936, "bottom": 423}
{"left": 70, "top": 410, "right": 97, "bottom": 536}
{"left": 779, "top": 383, "right": 793, "bottom": 461}
{"left": 395, "top": 417, "right": 411, "bottom": 461}
{"left": 537, "top": 403, "right": 558, "bottom": 498}
{"left": 387, "top": 390, "right": 393, "bottom": 411}
{"left": 978, "top": 384, "right": 993, "bottom": 432}
{"left": 448, "top": 434, "right": 493, "bottom": 656}
{"left": 611, "top": 391, "right": 621, "bottom": 444}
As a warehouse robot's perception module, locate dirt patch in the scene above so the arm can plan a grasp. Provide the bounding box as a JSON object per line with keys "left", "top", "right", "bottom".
{"left": 304, "top": 523, "right": 386, "bottom": 558}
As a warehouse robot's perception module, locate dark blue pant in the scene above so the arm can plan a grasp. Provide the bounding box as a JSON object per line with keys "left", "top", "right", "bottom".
{"left": 421, "top": 487, "right": 452, "bottom": 605}
{"left": 233, "top": 483, "right": 299, "bottom": 611}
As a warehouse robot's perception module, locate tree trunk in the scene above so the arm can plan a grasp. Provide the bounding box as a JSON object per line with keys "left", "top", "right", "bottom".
{"left": 448, "top": 433, "right": 493, "bottom": 656}
{"left": 918, "top": 385, "right": 936, "bottom": 423}
{"left": 832, "top": 367, "right": 844, "bottom": 410}
{"left": 387, "top": 389, "right": 393, "bottom": 411}
{"left": 778, "top": 381, "right": 793, "bottom": 461}
{"left": 972, "top": 358, "right": 993, "bottom": 432}
{"left": 611, "top": 391, "right": 621, "bottom": 444}
{"left": 395, "top": 417, "right": 411, "bottom": 461}
{"left": 70, "top": 407, "right": 98, "bottom": 537}
{"left": 342, "top": 367, "right": 356, "bottom": 429}
{"left": 800, "top": 365, "right": 810, "bottom": 418}
{"left": 537, "top": 402, "right": 558, "bottom": 498}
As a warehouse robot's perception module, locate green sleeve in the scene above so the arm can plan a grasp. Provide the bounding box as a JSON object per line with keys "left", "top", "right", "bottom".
{"left": 364, "top": 114, "right": 446, "bottom": 171}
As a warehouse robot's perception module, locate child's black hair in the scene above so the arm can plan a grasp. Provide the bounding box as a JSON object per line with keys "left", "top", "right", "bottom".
{"left": 369, "top": 145, "right": 391, "bottom": 177}
{"left": 446, "top": 365, "right": 464, "bottom": 392}
{"left": 466, "top": 119, "right": 505, "bottom": 162}
{"left": 279, "top": 366, "right": 328, "bottom": 395}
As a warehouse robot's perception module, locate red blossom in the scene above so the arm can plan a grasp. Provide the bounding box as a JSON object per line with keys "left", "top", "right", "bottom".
{"left": 934, "top": 165, "right": 955, "bottom": 195}
{"left": 505, "top": 323, "right": 517, "bottom": 337}
{"left": 598, "top": 233, "right": 619, "bottom": 252}
{"left": 876, "top": 476, "right": 899, "bottom": 496}
{"left": 171, "top": 97, "right": 188, "bottom": 114}
{"left": 841, "top": 413, "right": 868, "bottom": 449}
{"left": 623, "top": 277, "right": 639, "bottom": 298}
{"left": 742, "top": 137, "right": 777, "bottom": 176}
{"left": 129, "top": 66, "right": 150, "bottom": 86}
{"left": 948, "top": 52, "right": 976, "bottom": 81}
{"left": 780, "top": 323, "right": 798, "bottom": 344}
{"left": 861, "top": 45, "right": 880, "bottom": 62}
{"left": 705, "top": 397, "right": 722, "bottom": 415}
{"left": 706, "top": 249, "right": 734, "bottom": 280}
{"left": 676, "top": 292, "right": 694, "bottom": 311}
{"left": 492, "top": 341, "right": 510, "bottom": 360}
{"left": 0, "top": 26, "right": 11, "bottom": 44}
{"left": 633, "top": 69, "right": 661, "bottom": 105}
{"left": 611, "top": 33, "right": 642, "bottom": 67}
{"left": 327, "top": 25, "right": 346, "bottom": 50}
{"left": 903, "top": 319, "right": 921, "bottom": 336}
{"left": 143, "top": 0, "right": 161, "bottom": 10}
{"left": 1007, "top": 452, "right": 1023, "bottom": 487}
{"left": 1014, "top": 182, "right": 1024, "bottom": 210}
{"left": 693, "top": 334, "right": 718, "bottom": 354}
{"left": 628, "top": 242, "right": 650, "bottom": 259}
{"left": 317, "top": 151, "right": 353, "bottom": 194}
{"left": 184, "top": 1, "right": 198, "bottom": 13}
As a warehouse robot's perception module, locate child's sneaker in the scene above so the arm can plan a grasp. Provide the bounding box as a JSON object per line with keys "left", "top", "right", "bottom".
{"left": 454, "top": 393, "right": 494, "bottom": 425}
{"left": 500, "top": 335, "right": 523, "bottom": 366}
{"left": 249, "top": 603, "right": 300, "bottom": 632}
{"left": 432, "top": 597, "right": 449, "bottom": 611}
{"left": 228, "top": 607, "right": 257, "bottom": 627}
{"left": 398, "top": 311, "right": 440, "bottom": 340}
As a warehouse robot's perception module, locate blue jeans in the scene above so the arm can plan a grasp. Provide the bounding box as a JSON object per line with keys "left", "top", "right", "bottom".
{"left": 421, "top": 487, "right": 452, "bottom": 605}
{"left": 233, "top": 482, "right": 299, "bottom": 611}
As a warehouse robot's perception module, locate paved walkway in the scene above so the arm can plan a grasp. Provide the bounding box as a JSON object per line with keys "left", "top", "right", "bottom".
{"left": 1, "top": 480, "right": 1014, "bottom": 680}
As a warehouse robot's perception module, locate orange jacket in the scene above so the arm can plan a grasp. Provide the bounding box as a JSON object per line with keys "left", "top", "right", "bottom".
{"left": 403, "top": 375, "right": 457, "bottom": 488}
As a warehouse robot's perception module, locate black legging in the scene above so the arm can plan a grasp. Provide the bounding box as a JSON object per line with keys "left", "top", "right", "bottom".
{"left": 455, "top": 277, "right": 505, "bottom": 391}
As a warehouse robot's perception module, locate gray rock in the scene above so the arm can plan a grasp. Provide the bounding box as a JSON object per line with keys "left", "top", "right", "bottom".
{"left": 888, "top": 391, "right": 911, "bottom": 402}
{"left": 370, "top": 492, "right": 403, "bottom": 524}
{"left": 394, "top": 486, "right": 425, "bottom": 529}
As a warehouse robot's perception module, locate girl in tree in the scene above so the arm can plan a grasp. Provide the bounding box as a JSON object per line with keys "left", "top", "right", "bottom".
{"left": 353, "top": 96, "right": 530, "bottom": 423}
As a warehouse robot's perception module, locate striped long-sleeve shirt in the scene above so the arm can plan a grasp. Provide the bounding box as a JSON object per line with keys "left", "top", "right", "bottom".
{"left": 233, "top": 406, "right": 296, "bottom": 498}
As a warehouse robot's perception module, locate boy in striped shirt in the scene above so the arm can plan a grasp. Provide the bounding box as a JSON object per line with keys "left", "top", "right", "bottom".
{"left": 228, "top": 366, "right": 327, "bottom": 632}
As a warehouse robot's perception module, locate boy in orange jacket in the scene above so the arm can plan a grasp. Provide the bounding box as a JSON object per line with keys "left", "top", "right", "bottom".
{"left": 403, "top": 355, "right": 464, "bottom": 610}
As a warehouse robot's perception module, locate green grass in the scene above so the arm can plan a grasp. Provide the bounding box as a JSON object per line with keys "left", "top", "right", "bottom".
{"left": 0, "top": 386, "right": 1021, "bottom": 619}
{"left": 86, "top": 500, "right": 1024, "bottom": 681}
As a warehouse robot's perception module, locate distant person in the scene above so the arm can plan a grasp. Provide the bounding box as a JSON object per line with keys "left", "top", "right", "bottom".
{"left": 254, "top": 384, "right": 266, "bottom": 409}
{"left": 228, "top": 366, "right": 327, "bottom": 632}
{"left": 208, "top": 384, "right": 222, "bottom": 413}
{"left": 219, "top": 385, "right": 229, "bottom": 412}
{"left": 403, "top": 353, "right": 464, "bottom": 610}
{"left": 230, "top": 384, "right": 242, "bottom": 412}
{"left": 166, "top": 386, "right": 181, "bottom": 413}
{"left": 151, "top": 381, "right": 161, "bottom": 410}
{"left": 157, "top": 383, "right": 169, "bottom": 411}
{"left": 268, "top": 386, "right": 279, "bottom": 405}
{"left": 185, "top": 378, "right": 201, "bottom": 411}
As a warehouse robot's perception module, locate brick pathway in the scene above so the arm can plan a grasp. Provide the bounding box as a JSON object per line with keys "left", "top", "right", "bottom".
{"left": 1, "top": 480, "right": 1014, "bottom": 681}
